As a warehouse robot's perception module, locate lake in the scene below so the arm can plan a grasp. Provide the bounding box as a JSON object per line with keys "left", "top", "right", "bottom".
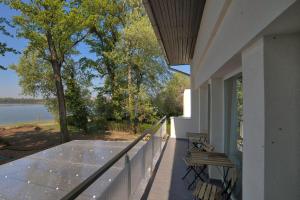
{"left": 0, "top": 104, "right": 53, "bottom": 125}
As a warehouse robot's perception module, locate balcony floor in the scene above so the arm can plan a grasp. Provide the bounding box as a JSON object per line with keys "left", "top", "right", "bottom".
{"left": 147, "top": 138, "right": 194, "bottom": 200}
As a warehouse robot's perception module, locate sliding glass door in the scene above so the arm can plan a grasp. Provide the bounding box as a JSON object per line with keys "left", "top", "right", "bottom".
{"left": 224, "top": 74, "right": 243, "bottom": 199}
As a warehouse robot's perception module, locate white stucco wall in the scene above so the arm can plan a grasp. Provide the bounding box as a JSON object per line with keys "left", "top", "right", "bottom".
{"left": 192, "top": 0, "right": 297, "bottom": 88}
{"left": 263, "top": 34, "right": 300, "bottom": 200}
{"left": 170, "top": 117, "right": 194, "bottom": 139}
{"left": 170, "top": 88, "right": 200, "bottom": 139}
{"left": 189, "top": 1, "right": 300, "bottom": 199}
{"left": 242, "top": 34, "right": 300, "bottom": 200}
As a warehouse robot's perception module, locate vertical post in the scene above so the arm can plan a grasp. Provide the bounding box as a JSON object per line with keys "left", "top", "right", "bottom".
{"left": 151, "top": 132, "right": 154, "bottom": 172}
{"left": 159, "top": 122, "right": 162, "bottom": 153}
{"left": 142, "top": 145, "right": 146, "bottom": 178}
{"left": 125, "top": 154, "right": 131, "bottom": 200}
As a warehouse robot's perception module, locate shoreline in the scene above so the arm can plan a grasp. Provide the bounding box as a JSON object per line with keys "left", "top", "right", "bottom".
{"left": 0, "top": 103, "right": 45, "bottom": 106}
{"left": 0, "top": 120, "right": 57, "bottom": 128}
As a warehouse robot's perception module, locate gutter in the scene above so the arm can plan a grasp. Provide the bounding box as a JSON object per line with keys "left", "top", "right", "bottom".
{"left": 168, "top": 66, "right": 190, "bottom": 76}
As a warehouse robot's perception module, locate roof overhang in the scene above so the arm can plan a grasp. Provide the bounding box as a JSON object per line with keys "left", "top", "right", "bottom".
{"left": 143, "top": 0, "right": 206, "bottom": 65}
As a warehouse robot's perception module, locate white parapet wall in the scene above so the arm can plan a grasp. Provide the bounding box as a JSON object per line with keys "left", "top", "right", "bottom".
{"left": 170, "top": 89, "right": 198, "bottom": 139}
{"left": 170, "top": 116, "right": 194, "bottom": 139}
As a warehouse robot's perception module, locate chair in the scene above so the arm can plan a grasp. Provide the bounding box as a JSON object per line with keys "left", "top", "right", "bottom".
{"left": 193, "top": 168, "right": 237, "bottom": 200}
{"left": 182, "top": 154, "right": 207, "bottom": 189}
{"left": 182, "top": 141, "right": 215, "bottom": 189}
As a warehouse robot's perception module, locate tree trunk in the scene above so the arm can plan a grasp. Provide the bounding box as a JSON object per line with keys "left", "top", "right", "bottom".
{"left": 127, "top": 65, "right": 133, "bottom": 124}
{"left": 109, "top": 70, "right": 116, "bottom": 116}
{"left": 133, "top": 80, "right": 141, "bottom": 134}
{"left": 53, "top": 62, "right": 70, "bottom": 143}
{"left": 133, "top": 94, "right": 138, "bottom": 134}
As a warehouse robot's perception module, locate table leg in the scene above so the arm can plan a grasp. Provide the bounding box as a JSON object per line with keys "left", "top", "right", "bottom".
{"left": 188, "top": 165, "right": 206, "bottom": 190}
{"left": 182, "top": 166, "right": 192, "bottom": 180}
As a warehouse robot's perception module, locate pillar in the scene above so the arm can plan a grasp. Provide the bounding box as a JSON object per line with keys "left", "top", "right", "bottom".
{"left": 242, "top": 34, "right": 300, "bottom": 200}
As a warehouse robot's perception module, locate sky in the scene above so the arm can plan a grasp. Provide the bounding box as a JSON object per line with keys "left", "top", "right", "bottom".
{"left": 0, "top": 3, "right": 190, "bottom": 98}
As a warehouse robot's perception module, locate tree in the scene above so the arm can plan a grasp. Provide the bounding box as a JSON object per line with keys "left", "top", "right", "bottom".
{"left": 64, "top": 60, "right": 89, "bottom": 133}
{"left": 82, "top": 0, "right": 125, "bottom": 119}
{"left": 10, "top": 0, "right": 99, "bottom": 142}
{"left": 11, "top": 51, "right": 55, "bottom": 98}
{"left": 155, "top": 73, "right": 190, "bottom": 117}
{"left": 107, "top": 2, "right": 169, "bottom": 133}
{"left": 11, "top": 51, "right": 92, "bottom": 130}
{"left": 0, "top": 4, "right": 19, "bottom": 70}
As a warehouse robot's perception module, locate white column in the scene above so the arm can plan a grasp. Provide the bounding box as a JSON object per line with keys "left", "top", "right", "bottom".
{"left": 242, "top": 34, "right": 300, "bottom": 200}
{"left": 242, "top": 38, "right": 265, "bottom": 200}
{"left": 209, "top": 78, "right": 224, "bottom": 179}
{"left": 210, "top": 78, "right": 224, "bottom": 153}
{"left": 191, "top": 87, "right": 200, "bottom": 132}
{"left": 199, "top": 84, "right": 209, "bottom": 133}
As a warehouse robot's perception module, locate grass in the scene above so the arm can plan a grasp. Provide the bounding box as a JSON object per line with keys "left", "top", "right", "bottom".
{"left": 0, "top": 120, "right": 140, "bottom": 165}
{"left": 0, "top": 120, "right": 59, "bottom": 131}
{"left": 0, "top": 119, "right": 168, "bottom": 165}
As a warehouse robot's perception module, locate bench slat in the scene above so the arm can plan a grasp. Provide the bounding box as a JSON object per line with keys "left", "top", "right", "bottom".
{"left": 199, "top": 183, "right": 207, "bottom": 199}
{"left": 209, "top": 185, "right": 217, "bottom": 200}
{"left": 193, "top": 182, "right": 203, "bottom": 196}
{"left": 203, "top": 184, "right": 212, "bottom": 200}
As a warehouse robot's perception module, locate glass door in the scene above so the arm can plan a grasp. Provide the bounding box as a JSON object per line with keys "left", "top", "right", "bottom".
{"left": 224, "top": 74, "right": 243, "bottom": 199}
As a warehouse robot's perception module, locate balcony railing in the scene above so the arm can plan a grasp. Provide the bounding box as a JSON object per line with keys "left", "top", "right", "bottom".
{"left": 61, "top": 116, "right": 167, "bottom": 200}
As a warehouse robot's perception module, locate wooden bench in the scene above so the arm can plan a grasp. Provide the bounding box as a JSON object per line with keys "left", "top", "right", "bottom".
{"left": 193, "top": 182, "right": 221, "bottom": 200}
{"left": 193, "top": 168, "right": 237, "bottom": 200}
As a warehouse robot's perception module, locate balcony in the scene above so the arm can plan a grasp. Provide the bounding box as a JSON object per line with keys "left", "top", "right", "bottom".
{"left": 0, "top": 118, "right": 169, "bottom": 200}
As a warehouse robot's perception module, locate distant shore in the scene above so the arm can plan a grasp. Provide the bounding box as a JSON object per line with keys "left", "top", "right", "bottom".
{"left": 0, "top": 98, "right": 45, "bottom": 104}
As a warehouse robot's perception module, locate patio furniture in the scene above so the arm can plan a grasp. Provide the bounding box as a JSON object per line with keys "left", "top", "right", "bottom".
{"left": 193, "top": 168, "right": 237, "bottom": 200}
{"left": 182, "top": 142, "right": 215, "bottom": 189}
{"left": 183, "top": 152, "right": 234, "bottom": 190}
{"left": 189, "top": 143, "right": 215, "bottom": 153}
{"left": 186, "top": 132, "right": 208, "bottom": 150}
{"left": 182, "top": 154, "right": 207, "bottom": 189}
{"left": 182, "top": 142, "right": 214, "bottom": 183}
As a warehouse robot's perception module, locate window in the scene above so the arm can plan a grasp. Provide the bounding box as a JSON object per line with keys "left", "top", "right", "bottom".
{"left": 236, "top": 76, "right": 243, "bottom": 152}
{"left": 224, "top": 73, "right": 243, "bottom": 199}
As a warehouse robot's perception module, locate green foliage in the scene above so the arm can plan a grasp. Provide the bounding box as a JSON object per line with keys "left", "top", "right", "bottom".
{"left": 82, "top": 0, "right": 169, "bottom": 132}
{"left": 107, "top": 1, "right": 169, "bottom": 132}
{"left": 155, "top": 73, "right": 190, "bottom": 117}
{"left": 10, "top": 51, "right": 55, "bottom": 98}
{"left": 0, "top": 14, "right": 19, "bottom": 69}
{"left": 92, "top": 91, "right": 113, "bottom": 130}
{"left": 106, "top": 121, "right": 152, "bottom": 134}
{"left": 82, "top": 0, "right": 125, "bottom": 121}
{"left": 236, "top": 76, "right": 243, "bottom": 124}
{"left": 10, "top": 0, "right": 98, "bottom": 63}
{"left": 64, "top": 60, "right": 89, "bottom": 133}
{"left": 7, "top": 0, "right": 180, "bottom": 136}
{"left": 11, "top": 51, "right": 91, "bottom": 132}
{"left": 9, "top": 0, "right": 101, "bottom": 142}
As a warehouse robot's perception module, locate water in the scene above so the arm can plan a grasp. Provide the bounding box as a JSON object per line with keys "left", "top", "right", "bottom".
{"left": 0, "top": 104, "right": 53, "bottom": 125}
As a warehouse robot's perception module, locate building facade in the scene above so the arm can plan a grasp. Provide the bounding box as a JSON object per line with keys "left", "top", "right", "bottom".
{"left": 144, "top": 0, "right": 300, "bottom": 199}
